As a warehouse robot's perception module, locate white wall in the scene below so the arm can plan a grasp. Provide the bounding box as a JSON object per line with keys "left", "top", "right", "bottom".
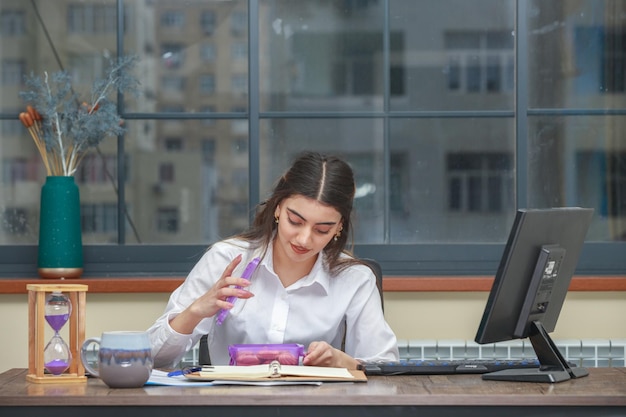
{"left": 1, "top": 291, "right": 625, "bottom": 373}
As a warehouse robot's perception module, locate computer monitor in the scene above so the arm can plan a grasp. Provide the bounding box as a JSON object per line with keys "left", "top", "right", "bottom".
{"left": 475, "top": 207, "right": 594, "bottom": 383}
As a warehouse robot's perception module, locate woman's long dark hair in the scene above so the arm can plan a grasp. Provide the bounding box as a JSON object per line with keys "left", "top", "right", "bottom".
{"left": 237, "top": 151, "right": 360, "bottom": 274}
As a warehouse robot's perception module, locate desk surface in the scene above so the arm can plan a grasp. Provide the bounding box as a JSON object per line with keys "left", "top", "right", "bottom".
{"left": 1, "top": 368, "right": 625, "bottom": 417}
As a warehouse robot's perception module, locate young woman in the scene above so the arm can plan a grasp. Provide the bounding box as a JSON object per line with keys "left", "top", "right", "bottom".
{"left": 147, "top": 151, "right": 399, "bottom": 369}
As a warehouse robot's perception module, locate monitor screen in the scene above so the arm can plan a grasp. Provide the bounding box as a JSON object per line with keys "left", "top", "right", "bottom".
{"left": 474, "top": 207, "right": 594, "bottom": 383}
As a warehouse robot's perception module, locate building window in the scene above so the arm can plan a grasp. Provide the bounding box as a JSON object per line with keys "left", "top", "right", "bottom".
{"left": 577, "top": 150, "right": 626, "bottom": 221}
{"left": 1, "top": 158, "right": 37, "bottom": 183}
{"left": 447, "top": 152, "right": 513, "bottom": 213}
{"left": 0, "top": 10, "right": 26, "bottom": 36}
{"left": 333, "top": 55, "right": 374, "bottom": 95}
{"left": 159, "top": 163, "right": 175, "bottom": 183}
{"left": 164, "top": 138, "right": 183, "bottom": 151}
{"left": 162, "top": 75, "right": 186, "bottom": 91}
{"left": 390, "top": 66, "right": 405, "bottom": 96}
{"left": 231, "top": 168, "right": 248, "bottom": 187}
{"left": 2, "top": 208, "right": 28, "bottom": 235}
{"left": 445, "top": 31, "right": 514, "bottom": 93}
{"left": 200, "top": 10, "right": 216, "bottom": 35}
{"left": 231, "top": 11, "right": 247, "bottom": 36}
{"left": 231, "top": 74, "right": 247, "bottom": 95}
{"left": 389, "top": 153, "right": 408, "bottom": 212}
{"left": 331, "top": 33, "right": 380, "bottom": 95}
{"left": 232, "top": 42, "right": 247, "bottom": 61}
{"left": 202, "top": 139, "right": 216, "bottom": 163}
{"left": 601, "top": 29, "right": 626, "bottom": 93}
{"left": 605, "top": 152, "right": 626, "bottom": 217}
{"left": 2, "top": 59, "right": 25, "bottom": 85}
{"left": 68, "top": 4, "right": 117, "bottom": 34}
{"left": 160, "top": 10, "right": 185, "bottom": 29}
{"left": 292, "top": 32, "right": 393, "bottom": 97}
{"left": 200, "top": 43, "right": 216, "bottom": 62}
{"left": 157, "top": 208, "right": 179, "bottom": 233}
{"left": 75, "top": 154, "right": 118, "bottom": 184}
{"left": 199, "top": 74, "right": 216, "bottom": 94}
{"left": 81, "top": 204, "right": 118, "bottom": 233}
{"left": 68, "top": 54, "right": 107, "bottom": 84}
{"left": 575, "top": 27, "right": 626, "bottom": 93}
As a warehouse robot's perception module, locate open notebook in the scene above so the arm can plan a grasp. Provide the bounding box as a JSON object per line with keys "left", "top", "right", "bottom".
{"left": 184, "top": 362, "right": 367, "bottom": 383}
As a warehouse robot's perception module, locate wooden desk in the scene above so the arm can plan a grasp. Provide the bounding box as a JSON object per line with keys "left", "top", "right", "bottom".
{"left": 1, "top": 368, "right": 625, "bottom": 417}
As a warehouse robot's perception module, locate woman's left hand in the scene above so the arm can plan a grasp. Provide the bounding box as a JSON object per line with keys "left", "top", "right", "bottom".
{"left": 302, "top": 341, "right": 359, "bottom": 370}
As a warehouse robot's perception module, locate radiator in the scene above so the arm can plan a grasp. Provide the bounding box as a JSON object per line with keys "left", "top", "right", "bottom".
{"left": 397, "top": 338, "right": 626, "bottom": 368}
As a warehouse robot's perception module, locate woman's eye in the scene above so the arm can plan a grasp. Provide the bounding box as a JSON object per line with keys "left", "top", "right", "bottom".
{"left": 287, "top": 217, "right": 301, "bottom": 226}
{"left": 315, "top": 229, "right": 331, "bottom": 235}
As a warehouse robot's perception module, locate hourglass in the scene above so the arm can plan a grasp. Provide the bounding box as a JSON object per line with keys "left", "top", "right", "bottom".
{"left": 27, "top": 283, "right": 88, "bottom": 384}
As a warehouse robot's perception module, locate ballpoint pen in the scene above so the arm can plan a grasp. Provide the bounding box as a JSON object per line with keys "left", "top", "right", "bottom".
{"left": 167, "top": 366, "right": 202, "bottom": 377}
{"left": 215, "top": 257, "right": 260, "bottom": 326}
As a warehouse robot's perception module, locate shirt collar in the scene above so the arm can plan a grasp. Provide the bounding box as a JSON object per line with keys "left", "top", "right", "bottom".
{"left": 261, "top": 243, "right": 330, "bottom": 294}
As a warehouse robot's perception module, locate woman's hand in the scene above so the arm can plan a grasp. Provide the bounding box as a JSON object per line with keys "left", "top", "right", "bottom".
{"left": 302, "top": 341, "right": 359, "bottom": 370}
{"left": 169, "top": 254, "right": 255, "bottom": 334}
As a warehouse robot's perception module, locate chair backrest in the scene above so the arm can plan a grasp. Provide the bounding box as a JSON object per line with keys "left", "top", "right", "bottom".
{"left": 197, "top": 257, "right": 384, "bottom": 365}
{"left": 360, "top": 257, "right": 384, "bottom": 311}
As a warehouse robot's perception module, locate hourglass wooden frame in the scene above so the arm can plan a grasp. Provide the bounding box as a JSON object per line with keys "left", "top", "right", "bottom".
{"left": 27, "top": 283, "right": 88, "bottom": 384}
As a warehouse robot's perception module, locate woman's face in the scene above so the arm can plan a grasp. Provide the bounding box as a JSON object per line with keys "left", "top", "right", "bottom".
{"left": 273, "top": 195, "right": 342, "bottom": 264}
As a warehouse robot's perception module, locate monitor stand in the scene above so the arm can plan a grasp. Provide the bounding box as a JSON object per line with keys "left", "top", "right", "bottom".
{"left": 482, "top": 321, "right": 589, "bottom": 383}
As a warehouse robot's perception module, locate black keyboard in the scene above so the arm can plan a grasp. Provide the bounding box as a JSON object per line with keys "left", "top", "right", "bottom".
{"left": 358, "top": 358, "right": 541, "bottom": 376}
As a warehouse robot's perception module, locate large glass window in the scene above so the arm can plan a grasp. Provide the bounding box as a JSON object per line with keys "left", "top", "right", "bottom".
{"left": 0, "top": 0, "right": 624, "bottom": 276}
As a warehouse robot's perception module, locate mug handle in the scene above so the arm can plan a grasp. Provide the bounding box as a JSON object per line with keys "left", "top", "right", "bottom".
{"left": 80, "top": 337, "right": 101, "bottom": 377}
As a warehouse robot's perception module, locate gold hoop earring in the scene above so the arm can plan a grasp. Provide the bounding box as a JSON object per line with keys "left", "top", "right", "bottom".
{"left": 275, "top": 215, "right": 279, "bottom": 224}
{"left": 334, "top": 229, "right": 342, "bottom": 241}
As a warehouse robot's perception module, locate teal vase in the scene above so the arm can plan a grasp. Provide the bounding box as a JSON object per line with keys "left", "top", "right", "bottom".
{"left": 37, "top": 176, "right": 83, "bottom": 279}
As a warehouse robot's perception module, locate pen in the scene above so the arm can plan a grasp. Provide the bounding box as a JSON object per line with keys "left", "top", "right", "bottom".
{"left": 167, "top": 366, "right": 202, "bottom": 377}
{"left": 215, "top": 257, "right": 260, "bottom": 326}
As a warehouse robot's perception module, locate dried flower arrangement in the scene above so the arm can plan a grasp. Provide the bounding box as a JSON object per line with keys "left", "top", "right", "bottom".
{"left": 19, "top": 55, "right": 140, "bottom": 176}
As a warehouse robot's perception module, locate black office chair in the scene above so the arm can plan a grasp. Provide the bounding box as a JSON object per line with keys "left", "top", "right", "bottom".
{"left": 198, "top": 258, "right": 384, "bottom": 365}
{"left": 361, "top": 257, "right": 384, "bottom": 312}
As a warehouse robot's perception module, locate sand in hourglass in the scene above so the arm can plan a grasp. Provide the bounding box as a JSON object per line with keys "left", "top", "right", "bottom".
{"left": 45, "top": 313, "right": 69, "bottom": 331}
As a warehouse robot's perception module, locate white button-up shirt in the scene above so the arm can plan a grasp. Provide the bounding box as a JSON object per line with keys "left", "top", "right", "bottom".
{"left": 147, "top": 238, "right": 399, "bottom": 368}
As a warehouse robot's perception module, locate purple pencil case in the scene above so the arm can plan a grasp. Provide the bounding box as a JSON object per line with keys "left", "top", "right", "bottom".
{"left": 228, "top": 343, "right": 305, "bottom": 366}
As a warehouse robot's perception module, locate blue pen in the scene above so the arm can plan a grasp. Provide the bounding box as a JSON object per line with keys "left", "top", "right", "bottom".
{"left": 167, "top": 366, "right": 202, "bottom": 377}
{"left": 215, "top": 257, "right": 260, "bottom": 326}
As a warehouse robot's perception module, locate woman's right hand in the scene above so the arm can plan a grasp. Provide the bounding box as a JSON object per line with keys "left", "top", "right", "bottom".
{"left": 169, "top": 254, "right": 255, "bottom": 334}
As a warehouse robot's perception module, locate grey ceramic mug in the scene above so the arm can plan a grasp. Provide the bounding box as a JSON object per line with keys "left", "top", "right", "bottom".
{"left": 80, "top": 331, "right": 153, "bottom": 388}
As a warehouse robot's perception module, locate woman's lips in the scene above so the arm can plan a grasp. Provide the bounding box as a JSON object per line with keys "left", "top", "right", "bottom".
{"left": 290, "top": 243, "right": 310, "bottom": 255}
